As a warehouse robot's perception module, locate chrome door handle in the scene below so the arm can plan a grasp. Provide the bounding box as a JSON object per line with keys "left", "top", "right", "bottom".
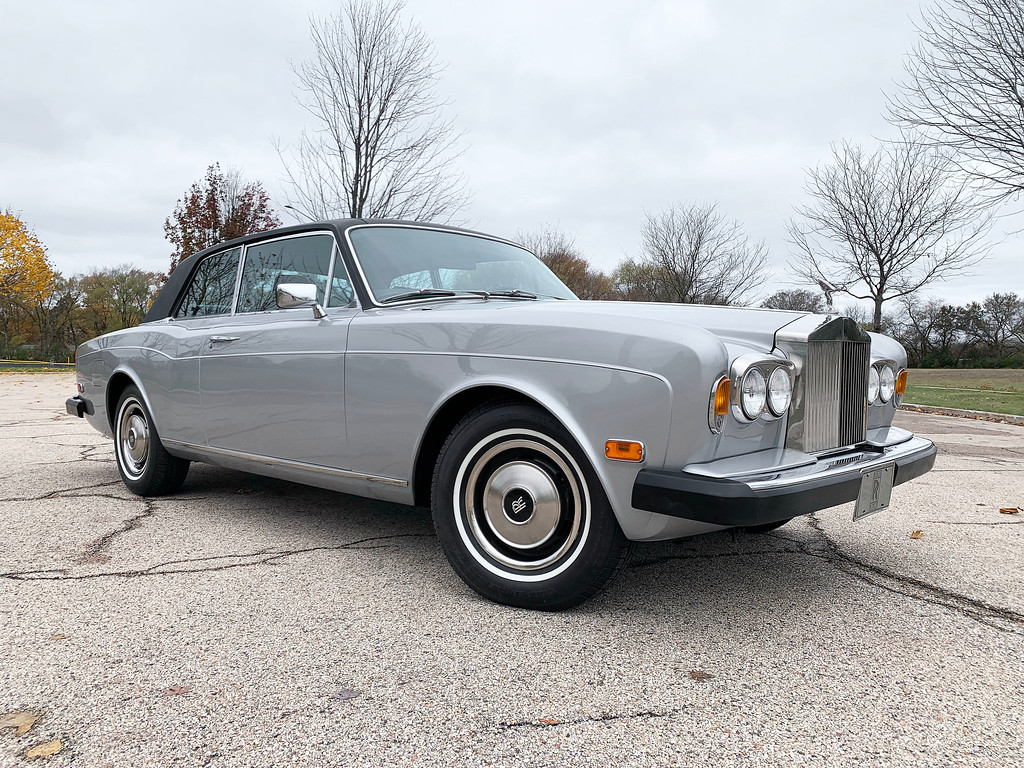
{"left": 209, "top": 336, "right": 240, "bottom": 344}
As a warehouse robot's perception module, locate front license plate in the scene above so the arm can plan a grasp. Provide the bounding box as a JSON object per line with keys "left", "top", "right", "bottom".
{"left": 853, "top": 463, "right": 895, "bottom": 521}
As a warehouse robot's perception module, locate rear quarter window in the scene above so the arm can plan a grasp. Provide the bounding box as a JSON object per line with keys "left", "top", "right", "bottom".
{"left": 174, "top": 247, "right": 241, "bottom": 318}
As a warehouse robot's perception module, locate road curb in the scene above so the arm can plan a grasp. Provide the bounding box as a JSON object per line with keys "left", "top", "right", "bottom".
{"left": 901, "top": 403, "right": 1024, "bottom": 427}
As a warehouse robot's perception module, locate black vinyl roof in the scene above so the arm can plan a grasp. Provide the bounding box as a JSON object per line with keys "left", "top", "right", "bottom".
{"left": 142, "top": 218, "right": 483, "bottom": 322}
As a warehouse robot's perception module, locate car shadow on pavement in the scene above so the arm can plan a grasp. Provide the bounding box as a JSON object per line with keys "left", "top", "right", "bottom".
{"left": 164, "top": 462, "right": 853, "bottom": 621}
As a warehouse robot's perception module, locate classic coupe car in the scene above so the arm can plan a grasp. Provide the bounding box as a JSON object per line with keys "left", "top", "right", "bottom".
{"left": 67, "top": 220, "right": 936, "bottom": 610}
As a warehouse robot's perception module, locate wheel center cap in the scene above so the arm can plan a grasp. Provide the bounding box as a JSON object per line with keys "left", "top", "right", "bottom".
{"left": 502, "top": 488, "right": 535, "bottom": 524}
{"left": 128, "top": 430, "right": 136, "bottom": 448}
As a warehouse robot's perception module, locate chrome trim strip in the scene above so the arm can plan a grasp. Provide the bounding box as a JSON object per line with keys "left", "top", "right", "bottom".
{"left": 685, "top": 447, "right": 817, "bottom": 479}
{"left": 85, "top": 345, "right": 175, "bottom": 360}
{"left": 162, "top": 439, "right": 408, "bottom": 487}
{"left": 745, "top": 436, "right": 934, "bottom": 491}
{"left": 683, "top": 435, "right": 934, "bottom": 489}
{"left": 324, "top": 240, "right": 338, "bottom": 308}
{"left": 345, "top": 349, "right": 673, "bottom": 387}
{"left": 230, "top": 244, "right": 246, "bottom": 315}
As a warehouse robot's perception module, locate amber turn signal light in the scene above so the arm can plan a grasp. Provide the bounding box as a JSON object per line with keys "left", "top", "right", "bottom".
{"left": 714, "top": 377, "right": 731, "bottom": 416}
{"left": 605, "top": 440, "right": 644, "bottom": 462}
{"left": 895, "top": 369, "right": 907, "bottom": 395}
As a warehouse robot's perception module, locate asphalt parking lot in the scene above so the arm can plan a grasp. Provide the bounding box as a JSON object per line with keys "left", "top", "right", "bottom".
{"left": 1, "top": 374, "right": 1022, "bottom": 767}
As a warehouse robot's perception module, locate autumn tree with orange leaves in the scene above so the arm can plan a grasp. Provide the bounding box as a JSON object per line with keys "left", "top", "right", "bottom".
{"left": 1, "top": 209, "right": 55, "bottom": 305}
{"left": 164, "top": 164, "right": 281, "bottom": 273}
{"left": 0, "top": 209, "right": 58, "bottom": 356}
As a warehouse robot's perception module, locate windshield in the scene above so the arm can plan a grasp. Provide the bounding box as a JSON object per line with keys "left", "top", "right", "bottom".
{"left": 348, "top": 226, "right": 578, "bottom": 303}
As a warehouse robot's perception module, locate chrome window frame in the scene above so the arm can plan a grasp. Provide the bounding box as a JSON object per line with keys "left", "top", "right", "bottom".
{"left": 233, "top": 230, "right": 343, "bottom": 315}
{"left": 173, "top": 246, "right": 244, "bottom": 320}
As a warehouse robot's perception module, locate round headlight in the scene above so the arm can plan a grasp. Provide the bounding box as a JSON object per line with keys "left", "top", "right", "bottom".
{"left": 766, "top": 367, "right": 792, "bottom": 417}
{"left": 740, "top": 368, "right": 767, "bottom": 420}
{"left": 867, "top": 365, "right": 880, "bottom": 405}
{"left": 879, "top": 364, "right": 895, "bottom": 403}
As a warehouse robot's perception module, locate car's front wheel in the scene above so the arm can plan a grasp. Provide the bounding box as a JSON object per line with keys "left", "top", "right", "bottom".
{"left": 431, "top": 403, "right": 631, "bottom": 610}
{"left": 114, "top": 385, "right": 190, "bottom": 496}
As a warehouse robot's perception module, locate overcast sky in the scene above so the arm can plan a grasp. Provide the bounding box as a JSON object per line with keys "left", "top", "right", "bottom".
{"left": 2, "top": 0, "right": 1021, "bottom": 309}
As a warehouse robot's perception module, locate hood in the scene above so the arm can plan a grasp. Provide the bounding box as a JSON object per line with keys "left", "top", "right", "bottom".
{"left": 377, "top": 298, "right": 810, "bottom": 350}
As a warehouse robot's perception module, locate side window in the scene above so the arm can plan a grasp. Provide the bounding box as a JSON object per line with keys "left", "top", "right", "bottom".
{"left": 237, "top": 234, "right": 341, "bottom": 313}
{"left": 174, "top": 248, "right": 241, "bottom": 318}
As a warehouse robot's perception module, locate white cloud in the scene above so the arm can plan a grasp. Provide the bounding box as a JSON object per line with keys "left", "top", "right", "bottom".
{"left": 0, "top": 0, "right": 1018, "bottom": 305}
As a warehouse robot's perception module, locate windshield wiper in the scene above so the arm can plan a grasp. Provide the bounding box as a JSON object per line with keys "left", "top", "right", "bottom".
{"left": 380, "top": 288, "right": 560, "bottom": 304}
{"left": 380, "top": 288, "right": 462, "bottom": 304}
{"left": 485, "top": 290, "right": 538, "bottom": 300}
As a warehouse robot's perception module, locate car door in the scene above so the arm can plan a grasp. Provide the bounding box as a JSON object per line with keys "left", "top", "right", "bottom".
{"left": 161, "top": 245, "right": 245, "bottom": 447}
{"left": 198, "top": 232, "right": 357, "bottom": 468}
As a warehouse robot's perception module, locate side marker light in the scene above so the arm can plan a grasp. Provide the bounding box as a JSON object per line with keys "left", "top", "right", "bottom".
{"left": 714, "top": 378, "right": 731, "bottom": 416}
{"left": 605, "top": 440, "right": 644, "bottom": 462}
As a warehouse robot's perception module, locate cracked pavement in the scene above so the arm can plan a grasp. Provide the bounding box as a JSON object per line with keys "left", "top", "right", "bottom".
{"left": 1, "top": 374, "right": 1022, "bottom": 767}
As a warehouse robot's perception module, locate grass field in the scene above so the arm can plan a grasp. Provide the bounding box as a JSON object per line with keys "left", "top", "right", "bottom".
{"left": 0, "top": 362, "right": 74, "bottom": 373}
{"left": 905, "top": 368, "right": 1024, "bottom": 416}
{"left": 0, "top": 367, "right": 74, "bottom": 373}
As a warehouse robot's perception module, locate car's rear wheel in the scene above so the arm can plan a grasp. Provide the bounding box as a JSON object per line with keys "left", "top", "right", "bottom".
{"left": 431, "top": 403, "right": 631, "bottom": 610}
{"left": 114, "top": 385, "right": 189, "bottom": 496}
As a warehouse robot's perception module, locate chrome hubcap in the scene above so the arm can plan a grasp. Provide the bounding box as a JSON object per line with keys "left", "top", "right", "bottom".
{"left": 483, "top": 462, "right": 558, "bottom": 549}
{"left": 118, "top": 399, "right": 150, "bottom": 479}
{"left": 459, "top": 432, "right": 587, "bottom": 573}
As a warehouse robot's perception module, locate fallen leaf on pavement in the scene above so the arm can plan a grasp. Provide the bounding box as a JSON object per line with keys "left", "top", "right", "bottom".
{"left": 84, "top": 554, "right": 110, "bottom": 564}
{"left": 235, "top": 488, "right": 253, "bottom": 494}
{"left": 25, "top": 739, "right": 63, "bottom": 759}
{"left": 162, "top": 686, "right": 191, "bottom": 696}
{"left": 688, "top": 670, "right": 716, "bottom": 681}
{"left": 335, "top": 689, "right": 361, "bottom": 701}
{"left": 48, "top": 634, "right": 69, "bottom": 641}
{"left": 537, "top": 718, "right": 560, "bottom": 725}
{"left": 998, "top": 508, "right": 1020, "bottom": 515}
{"left": 0, "top": 711, "right": 41, "bottom": 736}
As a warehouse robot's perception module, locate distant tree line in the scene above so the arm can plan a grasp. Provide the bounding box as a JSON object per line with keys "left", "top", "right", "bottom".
{"left": 0, "top": 261, "right": 164, "bottom": 361}
{"left": 2, "top": 163, "right": 280, "bottom": 361}
{"left": 890, "top": 293, "right": 1024, "bottom": 368}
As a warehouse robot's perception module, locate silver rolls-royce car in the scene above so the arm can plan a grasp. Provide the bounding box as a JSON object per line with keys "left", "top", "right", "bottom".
{"left": 67, "top": 220, "right": 936, "bottom": 610}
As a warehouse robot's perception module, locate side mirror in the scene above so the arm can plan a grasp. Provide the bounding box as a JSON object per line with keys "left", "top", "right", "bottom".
{"left": 276, "top": 283, "right": 327, "bottom": 319}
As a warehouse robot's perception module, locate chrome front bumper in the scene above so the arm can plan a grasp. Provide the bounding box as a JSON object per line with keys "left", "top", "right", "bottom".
{"left": 631, "top": 434, "right": 937, "bottom": 527}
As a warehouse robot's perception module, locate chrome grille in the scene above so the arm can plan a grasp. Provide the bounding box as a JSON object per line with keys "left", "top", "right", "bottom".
{"left": 802, "top": 338, "right": 869, "bottom": 453}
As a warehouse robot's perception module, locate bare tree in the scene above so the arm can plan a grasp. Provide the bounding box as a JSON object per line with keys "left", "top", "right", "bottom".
{"left": 892, "top": 295, "right": 971, "bottom": 367}
{"left": 761, "top": 289, "right": 826, "bottom": 313}
{"left": 787, "top": 139, "right": 993, "bottom": 331}
{"left": 612, "top": 259, "right": 676, "bottom": 303}
{"left": 622, "top": 203, "right": 769, "bottom": 305}
{"left": 889, "top": 0, "right": 1024, "bottom": 200}
{"left": 961, "top": 292, "right": 1024, "bottom": 363}
{"left": 515, "top": 225, "right": 614, "bottom": 300}
{"left": 280, "top": 0, "right": 467, "bottom": 221}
